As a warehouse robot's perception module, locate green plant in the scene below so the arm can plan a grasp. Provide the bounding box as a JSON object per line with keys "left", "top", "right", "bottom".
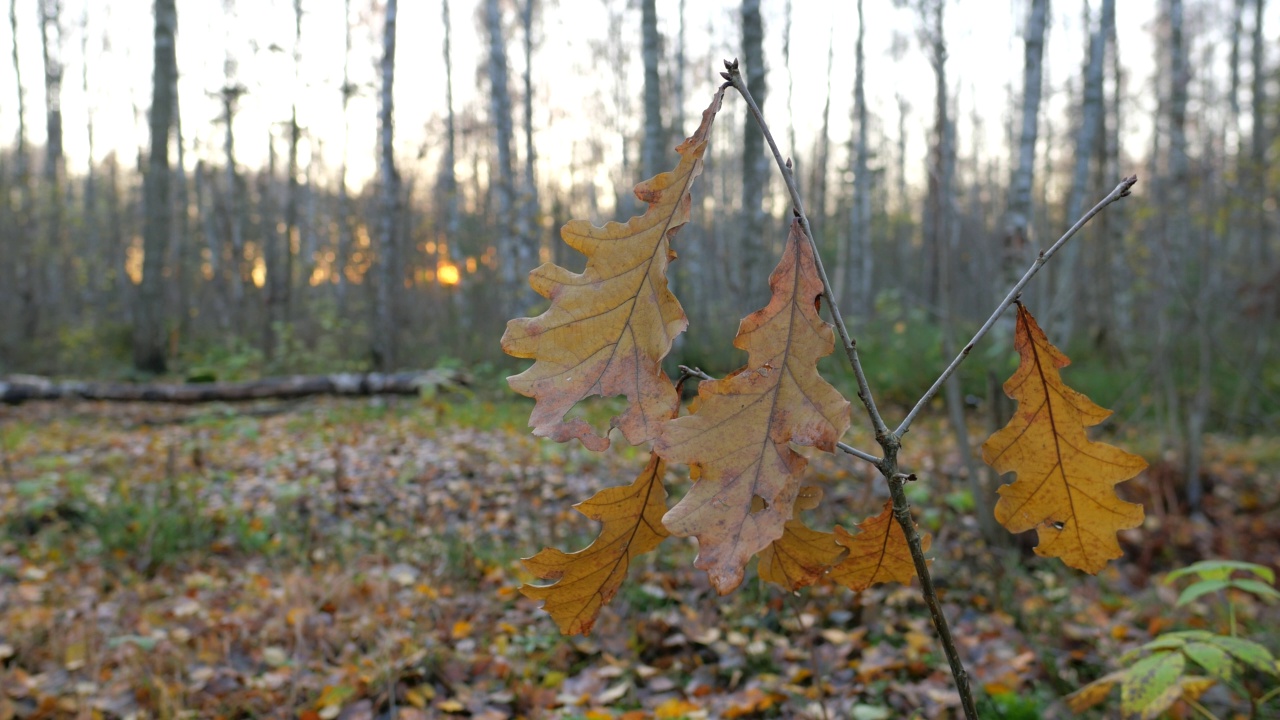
{"left": 1067, "top": 560, "right": 1280, "bottom": 718}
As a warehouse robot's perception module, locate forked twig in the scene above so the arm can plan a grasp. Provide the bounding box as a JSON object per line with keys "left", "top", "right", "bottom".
{"left": 723, "top": 57, "right": 1135, "bottom": 720}
{"left": 721, "top": 58, "right": 979, "bottom": 720}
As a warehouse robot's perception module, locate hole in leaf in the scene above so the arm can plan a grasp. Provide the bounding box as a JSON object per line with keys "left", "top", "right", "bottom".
{"left": 750, "top": 495, "right": 769, "bottom": 514}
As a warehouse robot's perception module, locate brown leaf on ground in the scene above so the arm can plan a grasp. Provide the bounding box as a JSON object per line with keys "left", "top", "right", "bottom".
{"left": 521, "top": 453, "right": 670, "bottom": 635}
{"left": 828, "top": 501, "right": 927, "bottom": 592}
{"left": 982, "top": 303, "right": 1146, "bottom": 573}
{"left": 656, "top": 220, "right": 851, "bottom": 593}
{"left": 757, "top": 486, "right": 844, "bottom": 591}
{"left": 502, "top": 88, "right": 727, "bottom": 451}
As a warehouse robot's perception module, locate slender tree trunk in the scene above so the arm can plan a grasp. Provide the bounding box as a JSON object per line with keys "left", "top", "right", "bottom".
{"left": 40, "top": 0, "right": 65, "bottom": 330}
{"left": 518, "top": 0, "right": 538, "bottom": 276}
{"left": 372, "top": 0, "right": 399, "bottom": 370}
{"left": 809, "top": 32, "right": 833, "bottom": 229}
{"left": 849, "top": 0, "right": 871, "bottom": 315}
{"left": 1054, "top": 0, "right": 1110, "bottom": 341}
{"left": 79, "top": 1, "right": 99, "bottom": 312}
{"left": 440, "top": 0, "right": 459, "bottom": 247}
{"left": 740, "top": 0, "right": 768, "bottom": 300}
{"left": 1004, "top": 0, "right": 1047, "bottom": 292}
{"left": 485, "top": 0, "right": 517, "bottom": 302}
{"left": 10, "top": 0, "right": 37, "bottom": 348}
{"left": 1228, "top": 0, "right": 1271, "bottom": 429}
{"left": 134, "top": 0, "right": 176, "bottom": 374}
{"left": 640, "top": 0, "right": 662, "bottom": 182}
{"left": 921, "top": 0, "right": 949, "bottom": 311}
{"left": 336, "top": 0, "right": 353, "bottom": 307}
{"left": 222, "top": 87, "right": 245, "bottom": 314}
{"left": 171, "top": 57, "right": 190, "bottom": 340}
{"left": 673, "top": 0, "right": 684, "bottom": 139}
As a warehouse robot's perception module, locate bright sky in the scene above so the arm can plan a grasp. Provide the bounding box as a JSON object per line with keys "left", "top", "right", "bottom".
{"left": 0, "top": 0, "right": 1275, "bottom": 199}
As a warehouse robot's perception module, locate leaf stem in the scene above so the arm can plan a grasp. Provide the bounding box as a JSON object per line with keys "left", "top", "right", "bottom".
{"left": 894, "top": 175, "right": 1138, "bottom": 437}
{"left": 723, "top": 58, "right": 978, "bottom": 720}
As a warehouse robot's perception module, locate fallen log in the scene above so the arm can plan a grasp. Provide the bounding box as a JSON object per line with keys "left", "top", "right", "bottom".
{"left": 0, "top": 368, "right": 471, "bottom": 405}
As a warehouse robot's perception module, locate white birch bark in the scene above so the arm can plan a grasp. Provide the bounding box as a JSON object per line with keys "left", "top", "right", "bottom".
{"left": 372, "top": 0, "right": 399, "bottom": 370}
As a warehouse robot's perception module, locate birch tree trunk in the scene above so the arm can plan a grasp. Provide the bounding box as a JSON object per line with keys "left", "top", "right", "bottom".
{"left": 337, "top": 0, "right": 354, "bottom": 307}
{"left": 921, "top": 0, "right": 949, "bottom": 311}
{"left": 518, "top": 0, "right": 538, "bottom": 274}
{"left": 372, "top": 0, "right": 400, "bottom": 370}
{"left": 848, "top": 0, "right": 871, "bottom": 315}
{"left": 134, "top": 0, "right": 176, "bottom": 374}
{"left": 1004, "top": 0, "right": 1047, "bottom": 291}
{"left": 740, "top": 0, "right": 768, "bottom": 301}
{"left": 171, "top": 56, "right": 191, "bottom": 338}
{"left": 640, "top": 0, "right": 662, "bottom": 182}
{"left": 440, "top": 0, "right": 460, "bottom": 251}
{"left": 485, "top": 0, "right": 518, "bottom": 302}
{"left": 9, "top": 0, "right": 37, "bottom": 348}
{"left": 40, "top": 0, "right": 65, "bottom": 328}
{"left": 1054, "top": 0, "right": 1110, "bottom": 341}
{"left": 221, "top": 85, "right": 246, "bottom": 314}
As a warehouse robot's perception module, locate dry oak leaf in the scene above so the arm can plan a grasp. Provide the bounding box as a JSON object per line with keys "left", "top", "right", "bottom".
{"left": 656, "top": 219, "right": 851, "bottom": 593}
{"left": 828, "top": 501, "right": 928, "bottom": 592}
{"left": 521, "top": 453, "right": 670, "bottom": 635}
{"left": 502, "top": 88, "right": 727, "bottom": 451}
{"left": 982, "top": 303, "right": 1145, "bottom": 573}
{"left": 757, "top": 486, "right": 844, "bottom": 591}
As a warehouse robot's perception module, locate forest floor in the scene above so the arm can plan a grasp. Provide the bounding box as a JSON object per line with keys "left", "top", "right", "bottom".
{"left": 0, "top": 394, "right": 1277, "bottom": 719}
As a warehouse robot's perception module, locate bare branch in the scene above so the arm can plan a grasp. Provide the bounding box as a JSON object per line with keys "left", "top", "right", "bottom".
{"left": 894, "top": 175, "right": 1138, "bottom": 437}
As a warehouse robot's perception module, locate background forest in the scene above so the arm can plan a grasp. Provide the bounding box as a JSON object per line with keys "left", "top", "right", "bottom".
{"left": 1, "top": 0, "right": 1279, "bottom": 717}
{"left": 1, "top": 0, "right": 1278, "bottom": 440}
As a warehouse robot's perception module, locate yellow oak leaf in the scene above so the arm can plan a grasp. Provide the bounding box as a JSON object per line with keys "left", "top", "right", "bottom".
{"left": 502, "top": 88, "right": 727, "bottom": 451}
{"left": 521, "top": 453, "right": 670, "bottom": 635}
{"left": 982, "top": 303, "right": 1145, "bottom": 573}
{"left": 757, "top": 486, "right": 844, "bottom": 591}
{"left": 656, "top": 219, "right": 851, "bottom": 593}
{"left": 828, "top": 501, "right": 927, "bottom": 592}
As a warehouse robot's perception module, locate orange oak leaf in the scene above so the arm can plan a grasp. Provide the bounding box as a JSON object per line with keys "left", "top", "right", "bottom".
{"left": 828, "top": 501, "right": 927, "bottom": 592}
{"left": 757, "top": 486, "right": 845, "bottom": 591}
{"left": 656, "top": 219, "right": 851, "bottom": 593}
{"left": 520, "top": 453, "right": 670, "bottom": 635}
{"left": 501, "top": 88, "right": 727, "bottom": 451}
{"left": 982, "top": 303, "right": 1146, "bottom": 573}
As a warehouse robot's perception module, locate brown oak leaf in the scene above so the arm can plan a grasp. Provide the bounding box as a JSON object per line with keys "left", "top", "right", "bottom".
{"left": 502, "top": 88, "right": 726, "bottom": 450}
{"left": 828, "top": 501, "right": 927, "bottom": 592}
{"left": 656, "top": 219, "right": 851, "bottom": 593}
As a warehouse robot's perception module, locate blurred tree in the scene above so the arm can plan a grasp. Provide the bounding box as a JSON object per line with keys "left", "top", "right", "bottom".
{"left": 134, "top": 0, "right": 177, "bottom": 373}
{"left": 372, "top": 0, "right": 400, "bottom": 370}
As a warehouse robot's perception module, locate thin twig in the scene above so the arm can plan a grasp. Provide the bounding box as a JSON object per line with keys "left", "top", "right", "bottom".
{"left": 836, "top": 442, "right": 882, "bottom": 466}
{"left": 723, "top": 58, "right": 978, "bottom": 720}
{"left": 894, "top": 175, "right": 1138, "bottom": 437}
{"left": 721, "top": 60, "right": 890, "bottom": 442}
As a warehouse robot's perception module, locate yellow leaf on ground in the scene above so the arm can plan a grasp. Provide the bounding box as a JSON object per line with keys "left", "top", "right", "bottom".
{"left": 757, "top": 487, "right": 844, "bottom": 591}
{"left": 450, "top": 620, "right": 472, "bottom": 640}
{"left": 522, "top": 454, "right": 670, "bottom": 634}
{"left": 654, "top": 698, "right": 701, "bottom": 718}
{"left": 656, "top": 220, "right": 851, "bottom": 593}
{"left": 502, "top": 88, "right": 726, "bottom": 451}
{"left": 982, "top": 304, "right": 1145, "bottom": 573}
{"left": 828, "top": 501, "right": 927, "bottom": 592}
